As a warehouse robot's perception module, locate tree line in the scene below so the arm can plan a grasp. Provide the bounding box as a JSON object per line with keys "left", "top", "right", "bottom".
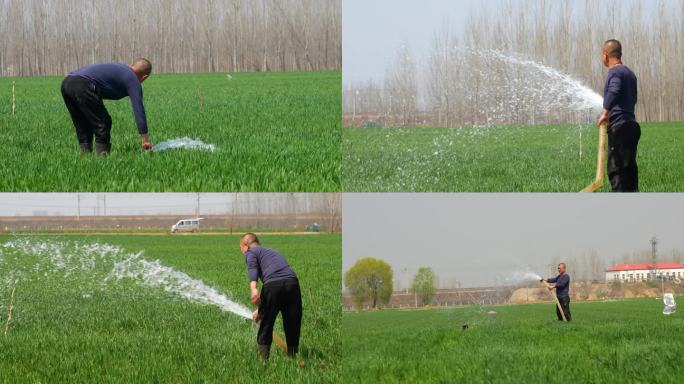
{"left": 344, "top": 0, "right": 684, "bottom": 127}
{"left": 345, "top": 245, "right": 684, "bottom": 309}
{"left": 0, "top": 0, "right": 341, "bottom": 76}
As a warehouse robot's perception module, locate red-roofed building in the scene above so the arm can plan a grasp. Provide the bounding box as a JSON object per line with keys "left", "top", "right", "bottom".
{"left": 605, "top": 262, "right": 684, "bottom": 282}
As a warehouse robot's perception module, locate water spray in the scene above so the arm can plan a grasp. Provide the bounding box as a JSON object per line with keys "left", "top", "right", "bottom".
{"left": 580, "top": 121, "right": 608, "bottom": 192}
{"left": 2, "top": 239, "right": 294, "bottom": 356}
{"left": 153, "top": 137, "right": 216, "bottom": 152}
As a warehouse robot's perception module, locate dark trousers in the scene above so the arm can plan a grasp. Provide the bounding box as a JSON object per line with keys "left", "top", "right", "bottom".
{"left": 607, "top": 120, "right": 641, "bottom": 192}
{"left": 556, "top": 296, "right": 571, "bottom": 321}
{"left": 60, "top": 76, "right": 112, "bottom": 150}
{"left": 257, "top": 278, "right": 302, "bottom": 356}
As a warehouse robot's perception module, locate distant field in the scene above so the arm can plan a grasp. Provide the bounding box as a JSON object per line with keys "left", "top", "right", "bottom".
{"left": 0, "top": 234, "right": 341, "bottom": 383}
{"left": 343, "top": 299, "right": 684, "bottom": 383}
{"left": 0, "top": 71, "right": 340, "bottom": 192}
{"left": 343, "top": 122, "right": 684, "bottom": 191}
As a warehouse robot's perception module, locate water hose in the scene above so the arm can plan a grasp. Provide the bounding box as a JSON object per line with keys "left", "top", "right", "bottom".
{"left": 580, "top": 121, "right": 608, "bottom": 192}
{"left": 541, "top": 280, "right": 567, "bottom": 322}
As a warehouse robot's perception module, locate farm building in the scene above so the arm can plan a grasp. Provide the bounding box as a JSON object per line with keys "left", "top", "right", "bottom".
{"left": 605, "top": 263, "right": 684, "bottom": 282}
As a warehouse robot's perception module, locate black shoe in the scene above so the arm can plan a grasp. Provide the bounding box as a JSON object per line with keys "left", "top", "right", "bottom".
{"left": 287, "top": 345, "right": 299, "bottom": 357}
{"left": 258, "top": 344, "right": 270, "bottom": 360}
{"left": 79, "top": 142, "right": 93, "bottom": 154}
{"left": 95, "top": 142, "right": 111, "bottom": 156}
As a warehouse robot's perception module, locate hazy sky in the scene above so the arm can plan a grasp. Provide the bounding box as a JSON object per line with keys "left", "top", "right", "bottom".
{"left": 343, "top": 0, "right": 673, "bottom": 86}
{"left": 343, "top": 193, "right": 684, "bottom": 289}
{"left": 343, "top": 0, "right": 482, "bottom": 85}
{"left": 0, "top": 193, "right": 321, "bottom": 216}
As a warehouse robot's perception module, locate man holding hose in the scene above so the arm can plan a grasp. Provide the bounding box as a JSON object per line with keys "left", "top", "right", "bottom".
{"left": 240, "top": 233, "right": 302, "bottom": 360}
{"left": 597, "top": 39, "right": 640, "bottom": 192}
{"left": 541, "top": 263, "right": 571, "bottom": 321}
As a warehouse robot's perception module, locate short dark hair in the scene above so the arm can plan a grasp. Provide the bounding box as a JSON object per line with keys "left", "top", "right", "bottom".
{"left": 558, "top": 262, "right": 566, "bottom": 269}
{"left": 602, "top": 39, "right": 622, "bottom": 59}
{"left": 241, "top": 232, "right": 260, "bottom": 245}
{"left": 133, "top": 58, "right": 152, "bottom": 76}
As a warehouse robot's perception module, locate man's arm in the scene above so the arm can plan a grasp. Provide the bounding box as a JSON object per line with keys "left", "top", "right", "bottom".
{"left": 599, "top": 73, "right": 621, "bottom": 126}
{"left": 245, "top": 252, "right": 260, "bottom": 304}
{"left": 128, "top": 83, "right": 152, "bottom": 150}
{"left": 554, "top": 274, "right": 569, "bottom": 291}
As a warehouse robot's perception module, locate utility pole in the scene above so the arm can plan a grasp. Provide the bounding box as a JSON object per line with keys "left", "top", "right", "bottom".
{"left": 230, "top": 193, "right": 238, "bottom": 235}
{"left": 76, "top": 194, "right": 80, "bottom": 222}
{"left": 651, "top": 236, "right": 664, "bottom": 294}
{"left": 195, "top": 193, "right": 200, "bottom": 218}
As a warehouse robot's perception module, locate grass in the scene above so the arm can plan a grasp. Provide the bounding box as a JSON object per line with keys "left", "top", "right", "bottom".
{"left": 0, "top": 234, "right": 341, "bottom": 383}
{"left": 343, "top": 122, "right": 684, "bottom": 191}
{"left": 343, "top": 300, "right": 684, "bottom": 383}
{"left": 0, "top": 71, "right": 340, "bottom": 192}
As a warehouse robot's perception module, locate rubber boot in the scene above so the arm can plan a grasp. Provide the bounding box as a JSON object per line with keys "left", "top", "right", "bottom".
{"left": 95, "top": 142, "right": 111, "bottom": 156}
{"left": 79, "top": 142, "right": 93, "bottom": 154}
{"left": 258, "top": 344, "right": 271, "bottom": 361}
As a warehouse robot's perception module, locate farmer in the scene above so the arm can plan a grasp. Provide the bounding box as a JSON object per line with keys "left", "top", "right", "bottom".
{"left": 541, "top": 263, "right": 571, "bottom": 321}
{"left": 240, "top": 233, "right": 302, "bottom": 360}
{"left": 60, "top": 59, "right": 153, "bottom": 155}
{"left": 597, "top": 39, "right": 640, "bottom": 192}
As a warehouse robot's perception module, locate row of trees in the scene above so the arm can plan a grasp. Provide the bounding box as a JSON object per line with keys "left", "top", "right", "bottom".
{"left": 345, "top": 244, "right": 684, "bottom": 309}
{"left": 344, "top": 258, "right": 438, "bottom": 309}
{"left": 344, "top": 0, "right": 684, "bottom": 127}
{"left": 0, "top": 0, "right": 341, "bottom": 76}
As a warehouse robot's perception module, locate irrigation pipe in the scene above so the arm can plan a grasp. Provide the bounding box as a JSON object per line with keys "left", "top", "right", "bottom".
{"left": 541, "top": 281, "right": 567, "bottom": 322}
{"left": 580, "top": 121, "right": 608, "bottom": 192}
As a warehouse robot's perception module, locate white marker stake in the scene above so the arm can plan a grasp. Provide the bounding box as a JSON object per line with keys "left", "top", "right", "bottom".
{"left": 12, "top": 81, "right": 16, "bottom": 115}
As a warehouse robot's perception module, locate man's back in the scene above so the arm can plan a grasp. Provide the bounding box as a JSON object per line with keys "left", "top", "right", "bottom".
{"left": 69, "top": 62, "right": 148, "bottom": 135}
{"left": 70, "top": 62, "right": 140, "bottom": 100}
{"left": 603, "top": 65, "right": 638, "bottom": 126}
{"left": 245, "top": 246, "right": 298, "bottom": 284}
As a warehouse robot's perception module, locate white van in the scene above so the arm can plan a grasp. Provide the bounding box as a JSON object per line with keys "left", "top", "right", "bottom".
{"left": 171, "top": 218, "right": 203, "bottom": 233}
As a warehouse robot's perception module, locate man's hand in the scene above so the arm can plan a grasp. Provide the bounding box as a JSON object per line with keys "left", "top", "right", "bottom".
{"left": 141, "top": 134, "right": 153, "bottom": 151}
{"left": 252, "top": 309, "right": 260, "bottom": 322}
{"left": 251, "top": 287, "right": 260, "bottom": 305}
{"left": 546, "top": 283, "right": 556, "bottom": 291}
{"left": 597, "top": 109, "right": 609, "bottom": 127}
{"left": 539, "top": 278, "right": 545, "bottom": 283}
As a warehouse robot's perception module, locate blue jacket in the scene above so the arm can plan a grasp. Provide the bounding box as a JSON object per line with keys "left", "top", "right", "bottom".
{"left": 244, "top": 246, "right": 297, "bottom": 285}
{"left": 547, "top": 273, "right": 570, "bottom": 299}
{"left": 70, "top": 62, "right": 148, "bottom": 134}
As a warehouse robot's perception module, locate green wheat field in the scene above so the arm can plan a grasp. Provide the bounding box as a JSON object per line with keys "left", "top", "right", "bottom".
{"left": 343, "top": 299, "right": 684, "bottom": 383}
{"left": 0, "top": 71, "right": 341, "bottom": 192}
{"left": 0, "top": 234, "right": 341, "bottom": 383}
{"left": 343, "top": 122, "right": 684, "bottom": 192}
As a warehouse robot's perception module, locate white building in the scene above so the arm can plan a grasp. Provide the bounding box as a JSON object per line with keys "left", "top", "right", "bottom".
{"left": 605, "top": 262, "right": 684, "bottom": 282}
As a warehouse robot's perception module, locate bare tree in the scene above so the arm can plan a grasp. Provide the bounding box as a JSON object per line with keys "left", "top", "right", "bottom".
{"left": 0, "top": 0, "right": 341, "bottom": 76}
{"left": 343, "top": 0, "right": 684, "bottom": 126}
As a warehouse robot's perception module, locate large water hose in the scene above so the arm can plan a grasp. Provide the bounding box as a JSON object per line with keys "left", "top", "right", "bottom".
{"left": 541, "top": 281, "right": 567, "bottom": 322}
{"left": 580, "top": 121, "right": 608, "bottom": 192}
